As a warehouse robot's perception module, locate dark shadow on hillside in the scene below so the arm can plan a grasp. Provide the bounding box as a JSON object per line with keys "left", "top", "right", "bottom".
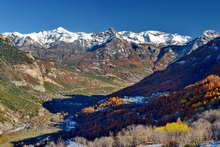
{"left": 43, "top": 94, "right": 106, "bottom": 116}
{"left": 11, "top": 94, "right": 107, "bottom": 147}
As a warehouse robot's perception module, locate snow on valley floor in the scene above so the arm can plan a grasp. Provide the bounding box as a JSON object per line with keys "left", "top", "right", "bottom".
{"left": 123, "top": 91, "right": 170, "bottom": 104}
{"left": 200, "top": 141, "right": 220, "bottom": 147}
{"left": 66, "top": 141, "right": 85, "bottom": 147}
{"left": 123, "top": 96, "right": 148, "bottom": 104}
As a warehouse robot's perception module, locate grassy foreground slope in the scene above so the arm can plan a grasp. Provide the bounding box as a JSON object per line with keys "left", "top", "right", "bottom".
{"left": 0, "top": 38, "right": 43, "bottom": 130}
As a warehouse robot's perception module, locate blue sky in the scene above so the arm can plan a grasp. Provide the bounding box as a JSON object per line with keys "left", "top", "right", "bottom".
{"left": 0, "top": 0, "right": 220, "bottom": 37}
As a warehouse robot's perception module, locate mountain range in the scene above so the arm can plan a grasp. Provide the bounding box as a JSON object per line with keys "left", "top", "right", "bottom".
{"left": 3, "top": 28, "right": 219, "bottom": 83}
{"left": 1, "top": 28, "right": 220, "bottom": 146}
{"left": 3, "top": 27, "right": 191, "bottom": 49}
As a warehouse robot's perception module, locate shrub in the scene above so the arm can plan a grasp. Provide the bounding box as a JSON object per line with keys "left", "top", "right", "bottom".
{"left": 88, "top": 137, "right": 115, "bottom": 147}
{"left": 47, "top": 139, "right": 65, "bottom": 147}
{"left": 99, "top": 97, "right": 125, "bottom": 107}
{"left": 155, "top": 122, "right": 191, "bottom": 132}
{"left": 73, "top": 121, "right": 217, "bottom": 147}
{"left": 191, "top": 109, "right": 220, "bottom": 140}
{"left": 82, "top": 107, "right": 96, "bottom": 113}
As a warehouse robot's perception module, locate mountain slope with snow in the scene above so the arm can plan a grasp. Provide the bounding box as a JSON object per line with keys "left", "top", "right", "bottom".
{"left": 119, "top": 30, "right": 191, "bottom": 45}
{"left": 154, "top": 30, "right": 220, "bottom": 70}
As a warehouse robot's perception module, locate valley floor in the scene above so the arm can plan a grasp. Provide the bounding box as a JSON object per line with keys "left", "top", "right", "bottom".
{"left": 0, "top": 128, "right": 60, "bottom": 147}
{"left": 0, "top": 94, "right": 107, "bottom": 146}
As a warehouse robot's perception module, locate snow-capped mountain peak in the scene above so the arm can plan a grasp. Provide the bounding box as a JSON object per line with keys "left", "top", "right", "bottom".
{"left": 202, "top": 30, "right": 220, "bottom": 38}
{"left": 189, "top": 30, "right": 220, "bottom": 51}
{"left": 106, "top": 27, "right": 118, "bottom": 35}
{"left": 3, "top": 27, "right": 192, "bottom": 49}
{"left": 55, "top": 27, "right": 70, "bottom": 33}
{"left": 119, "top": 30, "right": 191, "bottom": 45}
